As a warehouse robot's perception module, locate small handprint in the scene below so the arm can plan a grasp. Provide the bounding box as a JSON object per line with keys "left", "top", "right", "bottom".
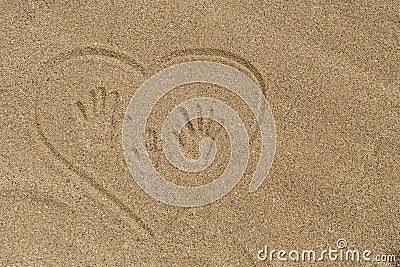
{"left": 75, "top": 86, "right": 120, "bottom": 153}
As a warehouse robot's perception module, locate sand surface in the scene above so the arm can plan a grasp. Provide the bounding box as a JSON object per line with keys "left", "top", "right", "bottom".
{"left": 0, "top": 1, "right": 399, "bottom": 266}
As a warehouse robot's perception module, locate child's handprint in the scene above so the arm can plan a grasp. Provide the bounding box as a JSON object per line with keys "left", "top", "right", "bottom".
{"left": 75, "top": 86, "right": 120, "bottom": 154}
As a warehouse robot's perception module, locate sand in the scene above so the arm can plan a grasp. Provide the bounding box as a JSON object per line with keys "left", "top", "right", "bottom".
{"left": 0, "top": 1, "right": 399, "bottom": 266}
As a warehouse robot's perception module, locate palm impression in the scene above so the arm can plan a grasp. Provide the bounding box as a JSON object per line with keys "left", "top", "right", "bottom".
{"left": 35, "top": 47, "right": 147, "bottom": 190}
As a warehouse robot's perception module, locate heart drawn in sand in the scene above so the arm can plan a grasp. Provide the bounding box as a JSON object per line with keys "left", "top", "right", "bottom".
{"left": 34, "top": 46, "right": 276, "bottom": 236}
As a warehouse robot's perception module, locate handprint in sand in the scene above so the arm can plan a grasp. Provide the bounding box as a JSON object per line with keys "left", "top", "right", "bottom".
{"left": 74, "top": 86, "right": 120, "bottom": 155}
